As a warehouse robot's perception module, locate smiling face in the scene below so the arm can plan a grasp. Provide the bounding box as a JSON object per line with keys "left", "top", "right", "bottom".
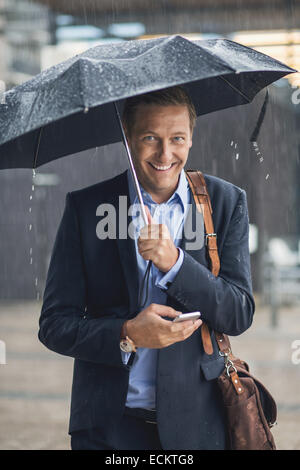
{"left": 125, "top": 104, "right": 193, "bottom": 204}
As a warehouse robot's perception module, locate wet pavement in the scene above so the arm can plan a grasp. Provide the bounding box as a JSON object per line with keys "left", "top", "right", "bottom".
{"left": 0, "top": 298, "right": 299, "bottom": 450}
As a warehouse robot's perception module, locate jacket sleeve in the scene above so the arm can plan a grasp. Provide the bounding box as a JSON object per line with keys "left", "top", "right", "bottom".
{"left": 166, "top": 189, "right": 255, "bottom": 336}
{"left": 38, "top": 192, "right": 126, "bottom": 367}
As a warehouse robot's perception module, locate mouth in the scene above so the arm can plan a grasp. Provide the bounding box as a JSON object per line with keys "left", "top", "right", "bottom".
{"left": 148, "top": 162, "right": 176, "bottom": 172}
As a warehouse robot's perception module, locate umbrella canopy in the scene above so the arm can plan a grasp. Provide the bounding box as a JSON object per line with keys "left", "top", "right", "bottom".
{"left": 0, "top": 35, "right": 296, "bottom": 170}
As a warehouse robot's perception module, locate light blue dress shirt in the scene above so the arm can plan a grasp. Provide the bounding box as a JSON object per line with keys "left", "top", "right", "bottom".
{"left": 122, "top": 169, "right": 191, "bottom": 409}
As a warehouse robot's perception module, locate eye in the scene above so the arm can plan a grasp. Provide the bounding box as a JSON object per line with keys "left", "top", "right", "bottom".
{"left": 173, "top": 136, "right": 185, "bottom": 143}
{"left": 143, "top": 135, "right": 156, "bottom": 142}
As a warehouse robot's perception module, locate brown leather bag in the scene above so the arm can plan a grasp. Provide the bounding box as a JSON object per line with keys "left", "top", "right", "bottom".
{"left": 186, "top": 169, "right": 277, "bottom": 451}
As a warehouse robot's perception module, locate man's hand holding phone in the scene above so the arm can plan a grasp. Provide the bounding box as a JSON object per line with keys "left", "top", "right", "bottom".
{"left": 125, "top": 304, "right": 202, "bottom": 349}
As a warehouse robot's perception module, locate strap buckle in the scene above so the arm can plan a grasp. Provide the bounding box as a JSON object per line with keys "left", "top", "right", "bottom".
{"left": 205, "top": 233, "right": 217, "bottom": 245}
{"left": 219, "top": 351, "right": 237, "bottom": 376}
{"left": 225, "top": 359, "right": 237, "bottom": 377}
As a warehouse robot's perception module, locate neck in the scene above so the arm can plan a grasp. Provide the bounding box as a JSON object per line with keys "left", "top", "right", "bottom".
{"left": 147, "top": 173, "right": 182, "bottom": 204}
{"left": 148, "top": 189, "right": 174, "bottom": 204}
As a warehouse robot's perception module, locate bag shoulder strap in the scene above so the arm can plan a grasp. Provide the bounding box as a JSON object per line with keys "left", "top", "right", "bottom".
{"left": 185, "top": 170, "right": 219, "bottom": 276}
{"left": 185, "top": 169, "right": 231, "bottom": 356}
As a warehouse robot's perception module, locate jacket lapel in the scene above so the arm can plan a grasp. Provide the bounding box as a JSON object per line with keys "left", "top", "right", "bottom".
{"left": 113, "top": 172, "right": 140, "bottom": 317}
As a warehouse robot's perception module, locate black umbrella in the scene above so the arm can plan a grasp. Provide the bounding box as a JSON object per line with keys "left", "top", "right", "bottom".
{"left": 0, "top": 35, "right": 296, "bottom": 173}
{"left": 0, "top": 34, "right": 296, "bottom": 308}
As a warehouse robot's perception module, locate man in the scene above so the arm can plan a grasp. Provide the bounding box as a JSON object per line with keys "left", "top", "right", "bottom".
{"left": 38, "top": 86, "right": 255, "bottom": 450}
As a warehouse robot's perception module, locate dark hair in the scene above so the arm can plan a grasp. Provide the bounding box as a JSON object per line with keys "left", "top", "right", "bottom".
{"left": 122, "top": 86, "right": 196, "bottom": 135}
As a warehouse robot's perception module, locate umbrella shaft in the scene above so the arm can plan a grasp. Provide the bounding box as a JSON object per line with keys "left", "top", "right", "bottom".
{"left": 114, "top": 102, "right": 148, "bottom": 226}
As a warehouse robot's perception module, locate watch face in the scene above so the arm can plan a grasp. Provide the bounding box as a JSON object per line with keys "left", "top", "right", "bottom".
{"left": 120, "top": 339, "right": 133, "bottom": 353}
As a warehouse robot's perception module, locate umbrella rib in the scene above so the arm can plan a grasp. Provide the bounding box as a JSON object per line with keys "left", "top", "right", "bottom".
{"left": 33, "top": 126, "right": 43, "bottom": 169}
{"left": 217, "top": 75, "right": 251, "bottom": 103}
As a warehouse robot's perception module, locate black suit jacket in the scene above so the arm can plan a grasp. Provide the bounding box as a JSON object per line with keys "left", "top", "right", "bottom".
{"left": 38, "top": 170, "right": 255, "bottom": 450}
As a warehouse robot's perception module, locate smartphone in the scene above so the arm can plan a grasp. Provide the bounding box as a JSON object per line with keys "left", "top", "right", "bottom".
{"left": 173, "top": 311, "right": 201, "bottom": 323}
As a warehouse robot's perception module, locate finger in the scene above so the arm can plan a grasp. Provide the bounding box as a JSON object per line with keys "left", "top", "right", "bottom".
{"left": 172, "top": 319, "right": 195, "bottom": 332}
{"left": 159, "top": 224, "right": 170, "bottom": 240}
{"left": 139, "top": 250, "right": 154, "bottom": 260}
{"left": 138, "top": 239, "right": 156, "bottom": 250}
{"left": 139, "top": 225, "right": 160, "bottom": 240}
{"left": 185, "top": 319, "right": 203, "bottom": 335}
{"left": 142, "top": 224, "right": 170, "bottom": 240}
{"left": 172, "top": 319, "right": 202, "bottom": 339}
{"left": 175, "top": 318, "right": 202, "bottom": 328}
{"left": 139, "top": 251, "right": 153, "bottom": 261}
{"left": 138, "top": 244, "right": 157, "bottom": 259}
{"left": 150, "top": 304, "right": 181, "bottom": 319}
{"left": 139, "top": 222, "right": 170, "bottom": 238}
{"left": 183, "top": 319, "right": 202, "bottom": 330}
{"left": 173, "top": 318, "right": 202, "bottom": 333}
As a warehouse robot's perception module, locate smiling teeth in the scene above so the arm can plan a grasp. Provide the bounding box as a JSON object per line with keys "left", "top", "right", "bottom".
{"left": 151, "top": 163, "right": 172, "bottom": 170}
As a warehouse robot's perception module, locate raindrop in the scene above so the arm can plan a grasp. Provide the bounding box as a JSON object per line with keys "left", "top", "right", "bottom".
{"left": 251, "top": 141, "right": 265, "bottom": 165}
{"left": 83, "top": 107, "right": 89, "bottom": 113}
{"left": 230, "top": 140, "right": 240, "bottom": 165}
{"left": 265, "top": 174, "right": 270, "bottom": 180}
{"left": 29, "top": 171, "right": 38, "bottom": 298}
{"left": 35, "top": 278, "right": 38, "bottom": 286}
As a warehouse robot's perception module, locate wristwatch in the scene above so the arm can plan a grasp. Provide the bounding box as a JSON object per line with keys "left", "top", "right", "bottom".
{"left": 120, "top": 336, "right": 137, "bottom": 353}
{"left": 120, "top": 320, "right": 137, "bottom": 353}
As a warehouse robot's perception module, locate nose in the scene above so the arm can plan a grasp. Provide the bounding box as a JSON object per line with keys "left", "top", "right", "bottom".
{"left": 158, "top": 139, "right": 172, "bottom": 163}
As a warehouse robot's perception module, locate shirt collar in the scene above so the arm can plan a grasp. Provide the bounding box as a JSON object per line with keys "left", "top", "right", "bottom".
{"left": 127, "top": 168, "right": 189, "bottom": 214}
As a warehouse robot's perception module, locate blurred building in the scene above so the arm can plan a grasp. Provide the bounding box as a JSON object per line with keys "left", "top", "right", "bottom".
{"left": 2, "top": 0, "right": 51, "bottom": 87}
{"left": 32, "top": 0, "right": 300, "bottom": 35}
{"left": 0, "top": 0, "right": 5, "bottom": 82}
{"left": 0, "top": 0, "right": 299, "bottom": 299}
